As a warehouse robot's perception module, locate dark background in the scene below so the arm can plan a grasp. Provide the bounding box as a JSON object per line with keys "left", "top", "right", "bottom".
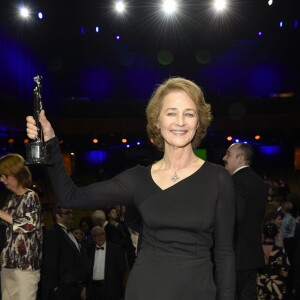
{"left": 0, "top": 0, "right": 300, "bottom": 183}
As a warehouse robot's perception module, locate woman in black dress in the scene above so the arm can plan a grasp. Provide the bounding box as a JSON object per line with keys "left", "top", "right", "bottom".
{"left": 26, "top": 77, "right": 235, "bottom": 300}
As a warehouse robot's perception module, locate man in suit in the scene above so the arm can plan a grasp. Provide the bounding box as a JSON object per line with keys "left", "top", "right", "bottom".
{"left": 40, "top": 204, "right": 89, "bottom": 300}
{"left": 86, "top": 226, "right": 125, "bottom": 300}
{"left": 223, "top": 143, "right": 267, "bottom": 300}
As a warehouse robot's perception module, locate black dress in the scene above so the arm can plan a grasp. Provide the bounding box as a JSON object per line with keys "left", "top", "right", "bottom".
{"left": 47, "top": 137, "right": 235, "bottom": 300}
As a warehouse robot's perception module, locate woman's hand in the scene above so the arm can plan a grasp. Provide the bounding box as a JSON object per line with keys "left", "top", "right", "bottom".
{"left": 26, "top": 110, "right": 55, "bottom": 142}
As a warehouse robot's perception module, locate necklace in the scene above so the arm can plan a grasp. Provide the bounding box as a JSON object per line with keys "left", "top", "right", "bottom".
{"left": 165, "top": 156, "right": 196, "bottom": 182}
{"left": 171, "top": 172, "right": 180, "bottom": 182}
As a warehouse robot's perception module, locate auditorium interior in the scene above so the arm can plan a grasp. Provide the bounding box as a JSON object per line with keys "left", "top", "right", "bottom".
{"left": 0, "top": 0, "right": 300, "bottom": 217}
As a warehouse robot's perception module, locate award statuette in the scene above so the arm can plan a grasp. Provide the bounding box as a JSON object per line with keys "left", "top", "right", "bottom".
{"left": 25, "top": 75, "right": 53, "bottom": 166}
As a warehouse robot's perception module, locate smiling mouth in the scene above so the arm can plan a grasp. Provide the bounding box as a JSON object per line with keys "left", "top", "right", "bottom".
{"left": 171, "top": 130, "right": 187, "bottom": 134}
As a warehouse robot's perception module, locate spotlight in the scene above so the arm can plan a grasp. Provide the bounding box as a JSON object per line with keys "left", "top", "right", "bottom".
{"left": 162, "top": 0, "right": 178, "bottom": 15}
{"left": 19, "top": 6, "right": 30, "bottom": 18}
{"left": 38, "top": 12, "right": 43, "bottom": 19}
{"left": 115, "top": 1, "right": 125, "bottom": 13}
{"left": 213, "top": 0, "right": 227, "bottom": 12}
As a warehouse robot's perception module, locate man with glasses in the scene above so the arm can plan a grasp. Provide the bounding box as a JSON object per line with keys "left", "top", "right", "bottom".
{"left": 39, "top": 204, "right": 89, "bottom": 300}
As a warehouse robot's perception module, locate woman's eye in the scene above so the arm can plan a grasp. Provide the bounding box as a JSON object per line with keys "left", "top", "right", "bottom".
{"left": 167, "top": 112, "right": 176, "bottom": 116}
{"left": 185, "top": 113, "right": 195, "bottom": 117}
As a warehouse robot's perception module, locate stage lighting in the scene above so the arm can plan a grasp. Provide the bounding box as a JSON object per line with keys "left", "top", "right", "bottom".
{"left": 115, "top": 1, "right": 125, "bottom": 13}
{"left": 38, "top": 12, "right": 43, "bottom": 19}
{"left": 213, "top": 0, "right": 227, "bottom": 12}
{"left": 162, "top": 0, "right": 178, "bottom": 15}
{"left": 19, "top": 6, "right": 30, "bottom": 18}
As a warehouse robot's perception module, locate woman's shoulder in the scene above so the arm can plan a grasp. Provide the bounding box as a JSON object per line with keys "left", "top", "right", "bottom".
{"left": 115, "top": 164, "right": 150, "bottom": 181}
{"left": 201, "top": 161, "right": 230, "bottom": 175}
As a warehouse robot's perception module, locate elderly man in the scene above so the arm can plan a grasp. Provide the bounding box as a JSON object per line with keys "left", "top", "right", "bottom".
{"left": 86, "top": 226, "right": 125, "bottom": 300}
{"left": 223, "top": 143, "right": 267, "bottom": 300}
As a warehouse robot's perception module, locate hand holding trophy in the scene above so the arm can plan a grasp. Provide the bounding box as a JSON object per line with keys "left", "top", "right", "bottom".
{"left": 25, "top": 75, "right": 53, "bottom": 166}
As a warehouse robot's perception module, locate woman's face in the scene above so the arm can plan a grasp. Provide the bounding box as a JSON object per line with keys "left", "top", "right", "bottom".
{"left": 72, "top": 228, "right": 84, "bottom": 242}
{"left": 0, "top": 174, "right": 20, "bottom": 194}
{"left": 157, "top": 90, "right": 198, "bottom": 150}
{"left": 273, "top": 216, "right": 282, "bottom": 229}
{"left": 108, "top": 209, "right": 118, "bottom": 220}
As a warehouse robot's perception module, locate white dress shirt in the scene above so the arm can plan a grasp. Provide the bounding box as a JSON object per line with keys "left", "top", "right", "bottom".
{"left": 93, "top": 242, "right": 106, "bottom": 280}
{"left": 58, "top": 222, "right": 80, "bottom": 251}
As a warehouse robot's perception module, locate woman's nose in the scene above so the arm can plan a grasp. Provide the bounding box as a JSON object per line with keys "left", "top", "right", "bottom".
{"left": 176, "top": 114, "right": 184, "bottom": 126}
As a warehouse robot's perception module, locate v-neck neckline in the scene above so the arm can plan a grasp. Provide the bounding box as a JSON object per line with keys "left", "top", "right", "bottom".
{"left": 149, "top": 161, "right": 207, "bottom": 191}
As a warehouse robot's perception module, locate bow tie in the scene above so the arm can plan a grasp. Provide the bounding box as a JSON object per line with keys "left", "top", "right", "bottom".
{"left": 96, "top": 246, "right": 104, "bottom": 250}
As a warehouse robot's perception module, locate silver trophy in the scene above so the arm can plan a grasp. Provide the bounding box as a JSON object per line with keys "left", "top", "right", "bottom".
{"left": 25, "top": 75, "right": 53, "bottom": 166}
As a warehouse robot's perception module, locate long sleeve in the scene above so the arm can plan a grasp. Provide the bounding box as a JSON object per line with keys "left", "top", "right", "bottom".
{"left": 46, "top": 137, "right": 135, "bottom": 208}
{"left": 214, "top": 167, "right": 236, "bottom": 299}
{"left": 12, "top": 191, "right": 40, "bottom": 233}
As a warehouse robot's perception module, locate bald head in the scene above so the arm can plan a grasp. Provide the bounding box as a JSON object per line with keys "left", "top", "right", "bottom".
{"left": 223, "top": 143, "right": 253, "bottom": 175}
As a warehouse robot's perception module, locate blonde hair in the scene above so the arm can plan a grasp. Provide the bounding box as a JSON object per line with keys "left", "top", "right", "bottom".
{"left": 0, "top": 153, "right": 32, "bottom": 188}
{"left": 146, "top": 77, "right": 212, "bottom": 151}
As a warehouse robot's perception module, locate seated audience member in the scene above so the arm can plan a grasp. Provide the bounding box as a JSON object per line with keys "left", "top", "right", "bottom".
{"left": 264, "top": 210, "right": 284, "bottom": 248}
{"left": 270, "top": 195, "right": 284, "bottom": 216}
{"left": 292, "top": 221, "right": 300, "bottom": 298}
{"left": 280, "top": 201, "right": 296, "bottom": 262}
{"left": 257, "top": 223, "right": 290, "bottom": 300}
{"left": 86, "top": 226, "right": 126, "bottom": 300}
{"left": 277, "top": 178, "right": 290, "bottom": 202}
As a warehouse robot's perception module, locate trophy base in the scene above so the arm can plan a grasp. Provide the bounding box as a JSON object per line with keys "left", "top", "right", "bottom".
{"left": 25, "top": 141, "right": 54, "bottom": 166}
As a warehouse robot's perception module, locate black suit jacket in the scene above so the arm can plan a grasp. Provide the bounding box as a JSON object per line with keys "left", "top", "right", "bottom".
{"left": 86, "top": 242, "right": 125, "bottom": 299}
{"left": 233, "top": 167, "right": 267, "bottom": 270}
{"left": 40, "top": 223, "right": 90, "bottom": 300}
